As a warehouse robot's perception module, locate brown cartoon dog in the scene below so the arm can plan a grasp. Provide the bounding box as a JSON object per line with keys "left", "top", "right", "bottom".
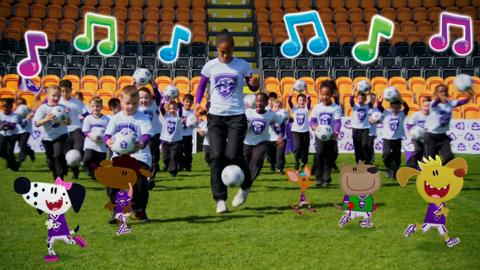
{"left": 286, "top": 166, "right": 316, "bottom": 215}
{"left": 338, "top": 164, "right": 381, "bottom": 228}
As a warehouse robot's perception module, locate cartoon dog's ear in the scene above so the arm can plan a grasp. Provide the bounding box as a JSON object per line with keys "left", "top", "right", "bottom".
{"left": 445, "top": 158, "right": 468, "bottom": 177}
{"left": 36, "top": 209, "right": 43, "bottom": 215}
{"left": 139, "top": 169, "right": 152, "bottom": 178}
{"left": 303, "top": 166, "right": 311, "bottom": 177}
{"left": 286, "top": 169, "right": 299, "bottom": 182}
{"left": 396, "top": 167, "right": 420, "bottom": 187}
{"left": 14, "top": 177, "right": 31, "bottom": 194}
{"left": 99, "top": 160, "right": 112, "bottom": 167}
{"left": 67, "top": 183, "right": 86, "bottom": 213}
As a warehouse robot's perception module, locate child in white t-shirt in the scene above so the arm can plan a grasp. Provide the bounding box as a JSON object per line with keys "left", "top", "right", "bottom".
{"left": 406, "top": 96, "right": 430, "bottom": 168}
{"left": 160, "top": 99, "right": 183, "bottom": 177}
{"left": 288, "top": 81, "right": 311, "bottom": 170}
{"left": 0, "top": 98, "right": 22, "bottom": 171}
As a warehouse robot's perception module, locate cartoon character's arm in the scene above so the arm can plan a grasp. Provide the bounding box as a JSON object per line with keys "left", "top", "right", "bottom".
{"left": 45, "top": 218, "right": 54, "bottom": 229}
{"left": 435, "top": 203, "right": 449, "bottom": 217}
{"left": 342, "top": 195, "right": 351, "bottom": 210}
{"left": 127, "top": 183, "right": 133, "bottom": 200}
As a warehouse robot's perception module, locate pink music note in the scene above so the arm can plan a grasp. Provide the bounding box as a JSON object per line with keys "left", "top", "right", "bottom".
{"left": 429, "top": 12, "right": 473, "bottom": 56}
{"left": 17, "top": 31, "right": 49, "bottom": 78}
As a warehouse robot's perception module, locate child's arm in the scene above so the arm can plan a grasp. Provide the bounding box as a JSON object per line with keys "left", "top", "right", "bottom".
{"left": 152, "top": 80, "right": 162, "bottom": 107}
{"left": 33, "top": 109, "right": 54, "bottom": 127}
{"left": 306, "top": 95, "right": 312, "bottom": 110}
{"left": 377, "top": 95, "right": 384, "bottom": 112}
{"left": 402, "top": 99, "right": 410, "bottom": 115}
{"left": 127, "top": 182, "right": 133, "bottom": 198}
{"left": 367, "top": 92, "right": 374, "bottom": 108}
{"left": 454, "top": 91, "right": 473, "bottom": 107}
{"left": 245, "top": 74, "right": 259, "bottom": 91}
{"left": 287, "top": 95, "right": 294, "bottom": 110}
{"left": 195, "top": 75, "right": 209, "bottom": 106}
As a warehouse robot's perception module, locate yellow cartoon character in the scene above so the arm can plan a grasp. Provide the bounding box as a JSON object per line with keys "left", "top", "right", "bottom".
{"left": 396, "top": 155, "right": 467, "bottom": 248}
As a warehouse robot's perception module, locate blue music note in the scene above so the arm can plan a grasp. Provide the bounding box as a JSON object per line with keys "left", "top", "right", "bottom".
{"left": 280, "top": 11, "right": 329, "bottom": 59}
{"left": 158, "top": 25, "right": 192, "bottom": 64}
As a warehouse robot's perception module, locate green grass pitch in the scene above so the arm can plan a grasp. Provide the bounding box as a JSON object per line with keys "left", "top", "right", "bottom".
{"left": 1, "top": 153, "right": 479, "bottom": 269}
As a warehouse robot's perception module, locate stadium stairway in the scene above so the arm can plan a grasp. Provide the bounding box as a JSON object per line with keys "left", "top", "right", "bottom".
{"left": 206, "top": 0, "right": 257, "bottom": 68}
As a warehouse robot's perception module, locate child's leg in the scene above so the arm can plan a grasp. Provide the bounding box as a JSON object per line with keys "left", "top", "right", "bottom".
{"left": 243, "top": 144, "right": 253, "bottom": 176}
{"left": 424, "top": 132, "right": 439, "bottom": 160}
{"left": 352, "top": 128, "right": 363, "bottom": 163}
{"left": 182, "top": 135, "right": 193, "bottom": 171}
{"left": 150, "top": 134, "right": 160, "bottom": 173}
{"left": 439, "top": 133, "right": 454, "bottom": 164}
{"left": 42, "top": 139, "right": 56, "bottom": 177}
{"left": 360, "top": 129, "right": 371, "bottom": 164}
{"left": 292, "top": 132, "right": 302, "bottom": 164}
{"left": 392, "top": 139, "right": 402, "bottom": 175}
{"left": 53, "top": 135, "right": 68, "bottom": 179}
{"left": 207, "top": 115, "right": 229, "bottom": 201}
{"left": 162, "top": 141, "right": 171, "bottom": 171}
{"left": 69, "top": 129, "right": 85, "bottom": 178}
{"left": 314, "top": 138, "right": 326, "bottom": 183}
{"left": 132, "top": 161, "right": 150, "bottom": 214}
{"left": 382, "top": 139, "right": 393, "bottom": 173}
{"left": 302, "top": 132, "right": 310, "bottom": 165}
{"left": 367, "top": 135, "right": 375, "bottom": 164}
{"left": 5, "top": 135, "right": 19, "bottom": 170}
{"left": 266, "top": 141, "right": 276, "bottom": 170}
{"left": 406, "top": 139, "right": 423, "bottom": 168}
{"left": 17, "top": 132, "right": 28, "bottom": 162}
{"left": 276, "top": 140, "right": 286, "bottom": 172}
{"left": 203, "top": 145, "right": 211, "bottom": 164}
{"left": 322, "top": 140, "right": 336, "bottom": 183}
{"left": 225, "top": 115, "right": 251, "bottom": 192}
{"left": 247, "top": 142, "right": 268, "bottom": 183}
{"left": 169, "top": 142, "right": 182, "bottom": 175}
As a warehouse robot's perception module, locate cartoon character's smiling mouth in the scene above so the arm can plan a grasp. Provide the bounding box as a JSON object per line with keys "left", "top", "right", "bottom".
{"left": 424, "top": 181, "right": 450, "bottom": 198}
{"left": 46, "top": 197, "right": 63, "bottom": 211}
{"left": 346, "top": 177, "right": 376, "bottom": 192}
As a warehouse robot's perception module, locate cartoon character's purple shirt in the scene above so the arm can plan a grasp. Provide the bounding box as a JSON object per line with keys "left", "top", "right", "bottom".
{"left": 115, "top": 191, "right": 131, "bottom": 214}
{"left": 47, "top": 214, "right": 70, "bottom": 238}
{"left": 424, "top": 203, "right": 446, "bottom": 224}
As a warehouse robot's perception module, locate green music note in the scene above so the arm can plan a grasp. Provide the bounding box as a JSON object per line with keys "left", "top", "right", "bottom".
{"left": 352, "top": 15, "right": 394, "bottom": 64}
{"left": 74, "top": 12, "right": 117, "bottom": 57}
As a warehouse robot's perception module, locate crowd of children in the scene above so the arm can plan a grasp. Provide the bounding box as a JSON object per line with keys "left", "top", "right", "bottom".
{"left": 0, "top": 71, "right": 473, "bottom": 218}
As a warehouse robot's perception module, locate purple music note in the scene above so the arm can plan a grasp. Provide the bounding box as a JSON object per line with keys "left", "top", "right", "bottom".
{"left": 17, "top": 31, "right": 49, "bottom": 78}
{"left": 429, "top": 12, "right": 473, "bottom": 56}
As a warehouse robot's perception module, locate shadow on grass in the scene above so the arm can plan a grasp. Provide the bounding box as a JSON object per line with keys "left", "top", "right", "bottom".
{"left": 143, "top": 214, "right": 263, "bottom": 224}
{"left": 150, "top": 185, "right": 209, "bottom": 192}
{"left": 243, "top": 202, "right": 337, "bottom": 213}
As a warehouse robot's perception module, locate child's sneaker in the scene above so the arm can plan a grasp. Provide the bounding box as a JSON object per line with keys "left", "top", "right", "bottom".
{"left": 147, "top": 178, "right": 155, "bottom": 190}
{"left": 404, "top": 224, "right": 416, "bottom": 237}
{"left": 360, "top": 219, "right": 373, "bottom": 228}
{"left": 44, "top": 255, "right": 59, "bottom": 263}
{"left": 338, "top": 214, "right": 349, "bottom": 227}
{"left": 445, "top": 237, "right": 460, "bottom": 248}
{"left": 216, "top": 200, "right": 228, "bottom": 214}
{"left": 232, "top": 188, "right": 251, "bottom": 207}
{"left": 74, "top": 235, "right": 87, "bottom": 248}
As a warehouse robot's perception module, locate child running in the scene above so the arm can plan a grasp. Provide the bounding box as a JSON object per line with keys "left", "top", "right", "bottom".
{"left": 406, "top": 96, "right": 431, "bottom": 168}
{"left": 288, "top": 80, "right": 311, "bottom": 170}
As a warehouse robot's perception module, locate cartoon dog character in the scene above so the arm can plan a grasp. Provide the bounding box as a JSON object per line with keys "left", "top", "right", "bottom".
{"left": 14, "top": 177, "right": 87, "bottom": 262}
{"left": 95, "top": 154, "right": 152, "bottom": 234}
{"left": 396, "top": 155, "right": 467, "bottom": 248}
{"left": 339, "top": 164, "right": 381, "bottom": 228}
{"left": 286, "top": 166, "right": 316, "bottom": 215}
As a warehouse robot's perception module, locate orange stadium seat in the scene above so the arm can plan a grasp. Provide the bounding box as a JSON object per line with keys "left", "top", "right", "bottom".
{"left": 161, "top": 8, "right": 175, "bottom": 21}
{"left": 10, "top": 18, "right": 25, "bottom": 33}
{"left": 426, "top": 77, "right": 444, "bottom": 92}
{"left": 315, "top": 0, "right": 329, "bottom": 8}
{"left": 0, "top": 18, "right": 6, "bottom": 32}
{"left": 371, "top": 77, "right": 388, "bottom": 96}
{"left": 146, "top": 0, "right": 161, "bottom": 7}
{"left": 364, "top": 8, "right": 377, "bottom": 22}
{"left": 99, "top": 76, "right": 116, "bottom": 92}
{"left": 113, "top": 6, "right": 128, "bottom": 21}
{"left": 78, "top": 88, "right": 94, "bottom": 105}
{"left": 129, "top": 7, "right": 143, "bottom": 21}
{"left": 408, "top": 77, "right": 426, "bottom": 95}
{"left": 81, "top": 75, "right": 98, "bottom": 92}
{"left": 63, "top": 75, "right": 80, "bottom": 92}
{"left": 43, "top": 75, "right": 60, "bottom": 88}
{"left": 43, "top": 18, "right": 59, "bottom": 31}
{"left": 173, "top": 76, "right": 190, "bottom": 94}
{"left": 145, "top": 7, "right": 160, "bottom": 21}
{"left": 280, "top": 77, "right": 296, "bottom": 99}
{"left": 452, "top": 107, "right": 462, "bottom": 119}
{"left": 14, "top": 3, "right": 29, "bottom": 18}
{"left": 337, "top": 77, "right": 353, "bottom": 97}
{"left": 264, "top": 77, "right": 280, "bottom": 95}
{"left": 96, "top": 89, "right": 114, "bottom": 107}
{"left": 412, "top": 7, "right": 427, "bottom": 22}
{"left": 409, "top": 104, "right": 420, "bottom": 114}
{"left": 117, "top": 76, "right": 133, "bottom": 92}
{"left": 26, "top": 18, "right": 43, "bottom": 30}
{"left": 318, "top": 8, "right": 333, "bottom": 22}
{"left": 428, "top": 7, "right": 441, "bottom": 22}
{"left": 333, "top": 8, "right": 348, "bottom": 22}
{"left": 155, "top": 76, "right": 172, "bottom": 92}
{"left": 18, "top": 91, "right": 36, "bottom": 107}
{"left": 0, "top": 3, "right": 11, "bottom": 17}
{"left": 0, "top": 88, "right": 16, "bottom": 99}
{"left": 463, "top": 105, "right": 479, "bottom": 119}
{"left": 300, "top": 77, "right": 315, "bottom": 95}
{"left": 99, "top": 0, "right": 113, "bottom": 6}
{"left": 63, "top": 5, "right": 78, "bottom": 20}
{"left": 97, "top": 6, "right": 112, "bottom": 16}
{"left": 81, "top": 5, "right": 96, "bottom": 16}
{"left": 190, "top": 76, "right": 201, "bottom": 97}
{"left": 192, "top": 8, "right": 206, "bottom": 21}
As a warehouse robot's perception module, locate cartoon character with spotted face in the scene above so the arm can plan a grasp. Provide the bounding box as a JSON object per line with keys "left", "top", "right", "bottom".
{"left": 339, "top": 164, "right": 381, "bottom": 228}
{"left": 13, "top": 177, "right": 87, "bottom": 263}
{"left": 396, "top": 155, "right": 467, "bottom": 248}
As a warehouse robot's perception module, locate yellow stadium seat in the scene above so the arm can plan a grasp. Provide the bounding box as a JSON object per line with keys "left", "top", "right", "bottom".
{"left": 388, "top": 76, "right": 407, "bottom": 93}
{"left": 80, "top": 75, "right": 98, "bottom": 92}
{"left": 314, "top": 77, "right": 331, "bottom": 94}
{"left": 443, "top": 76, "right": 456, "bottom": 93}
{"left": 299, "top": 77, "right": 315, "bottom": 96}
{"left": 63, "top": 75, "right": 80, "bottom": 92}
{"left": 78, "top": 88, "right": 94, "bottom": 105}
{"left": 408, "top": 77, "right": 426, "bottom": 99}
{"left": 99, "top": 76, "right": 116, "bottom": 92}
{"left": 371, "top": 77, "right": 388, "bottom": 96}
{"left": 472, "top": 76, "right": 480, "bottom": 95}
{"left": 3, "top": 74, "right": 19, "bottom": 90}
{"left": 101, "top": 107, "right": 112, "bottom": 115}
{"left": 452, "top": 107, "right": 462, "bottom": 119}
{"left": 353, "top": 77, "right": 369, "bottom": 85}
{"left": 155, "top": 76, "right": 172, "bottom": 92}
{"left": 0, "top": 88, "right": 15, "bottom": 99}
{"left": 96, "top": 89, "right": 114, "bottom": 107}
{"left": 400, "top": 92, "right": 414, "bottom": 105}
{"left": 280, "top": 77, "right": 296, "bottom": 98}
{"left": 173, "top": 76, "right": 190, "bottom": 94}
{"left": 264, "top": 77, "right": 280, "bottom": 96}
{"left": 117, "top": 76, "right": 134, "bottom": 92}
{"left": 18, "top": 91, "right": 35, "bottom": 107}
{"left": 463, "top": 104, "right": 479, "bottom": 119}
{"left": 409, "top": 104, "right": 420, "bottom": 114}
{"left": 43, "top": 75, "right": 60, "bottom": 88}
{"left": 337, "top": 77, "right": 353, "bottom": 97}
{"left": 426, "top": 76, "right": 443, "bottom": 92}
{"left": 417, "top": 91, "right": 433, "bottom": 107}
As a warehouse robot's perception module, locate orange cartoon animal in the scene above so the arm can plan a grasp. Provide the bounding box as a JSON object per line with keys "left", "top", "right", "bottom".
{"left": 286, "top": 166, "right": 316, "bottom": 215}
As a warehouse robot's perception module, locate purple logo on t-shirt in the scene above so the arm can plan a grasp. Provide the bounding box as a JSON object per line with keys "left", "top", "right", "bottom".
{"left": 439, "top": 110, "right": 451, "bottom": 126}
{"left": 344, "top": 142, "right": 354, "bottom": 151}
{"left": 455, "top": 122, "right": 465, "bottom": 130}
{"left": 343, "top": 119, "right": 351, "bottom": 129}
{"left": 457, "top": 143, "right": 466, "bottom": 151}
{"left": 389, "top": 117, "right": 399, "bottom": 131}
{"left": 472, "top": 122, "right": 480, "bottom": 131}
{"left": 357, "top": 109, "right": 367, "bottom": 121}
{"left": 465, "top": 132, "right": 475, "bottom": 141}
{"left": 273, "top": 122, "right": 283, "bottom": 134}
{"left": 167, "top": 120, "right": 176, "bottom": 134}
{"left": 473, "top": 143, "right": 480, "bottom": 151}
{"left": 338, "top": 131, "right": 344, "bottom": 140}
{"left": 251, "top": 119, "right": 266, "bottom": 134}
{"left": 417, "top": 120, "right": 426, "bottom": 128}
{"left": 143, "top": 111, "right": 153, "bottom": 120}
{"left": 32, "top": 130, "right": 41, "bottom": 139}
{"left": 117, "top": 123, "right": 138, "bottom": 134}
{"left": 447, "top": 132, "right": 456, "bottom": 141}
{"left": 319, "top": 113, "right": 332, "bottom": 125}
{"left": 296, "top": 113, "right": 306, "bottom": 125}
{"left": 375, "top": 141, "right": 383, "bottom": 151}
{"left": 214, "top": 73, "right": 238, "bottom": 99}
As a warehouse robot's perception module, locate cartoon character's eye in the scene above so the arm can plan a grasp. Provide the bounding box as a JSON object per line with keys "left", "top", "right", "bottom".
{"left": 436, "top": 170, "right": 439, "bottom": 176}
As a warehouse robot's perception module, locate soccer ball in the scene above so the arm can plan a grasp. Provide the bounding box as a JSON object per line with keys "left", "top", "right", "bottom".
{"left": 65, "top": 149, "right": 81, "bottom": 167}
{"left": 15, "top": 104, "right": 30, "bottom": 118}
{"left": 454, "top": 74, "right": 473, "bottom": 92}
{"left": 243, "top": 94, "right": 256, "bottom": 109}
{"left": 410, "top": 126, "right": 425, "bottom": 141}
{"left": 185, "top": 114, "right": 198, "bottom": 128}
{"left": 164, "top": 85, "right": 179, "bottom": 100}
{"left": 315, "top": 125, "right": 333, "bottom": 141}
{"left": 293, "top": 79, "right": 307, "bottom": 93}
{"left": 278, "top": 109, "right": 289, "bottom": 122}
{"left": 383, "top": 86, "right": 399, "bottom": 102}
{"left": 357, "top": 80, "right": 371, "bottom": 93}
{"left": 369, "top": 111, "right": 383, "bottom": 124}
{"left": 89, "top": 127, "right": 105, "bottom": 144}
{"left": 133, "top": 68, "right": 152, "bottom": 85}
{"left": 111, "top": 128, "right": 136, "bottom": 155}
{"left": 50, "top": 106, "right": 67, "bottom": 124}
{"left": 221, "top": 165, "right": 245, "bottom": 187}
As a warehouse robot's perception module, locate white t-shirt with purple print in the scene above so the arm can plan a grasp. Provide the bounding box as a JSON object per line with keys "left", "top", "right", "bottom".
{"left": 244, "top": 108, "right": 282, "bottom": 146}
{"left": 201, "top": 57, "right": 253, "bottom": 116}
